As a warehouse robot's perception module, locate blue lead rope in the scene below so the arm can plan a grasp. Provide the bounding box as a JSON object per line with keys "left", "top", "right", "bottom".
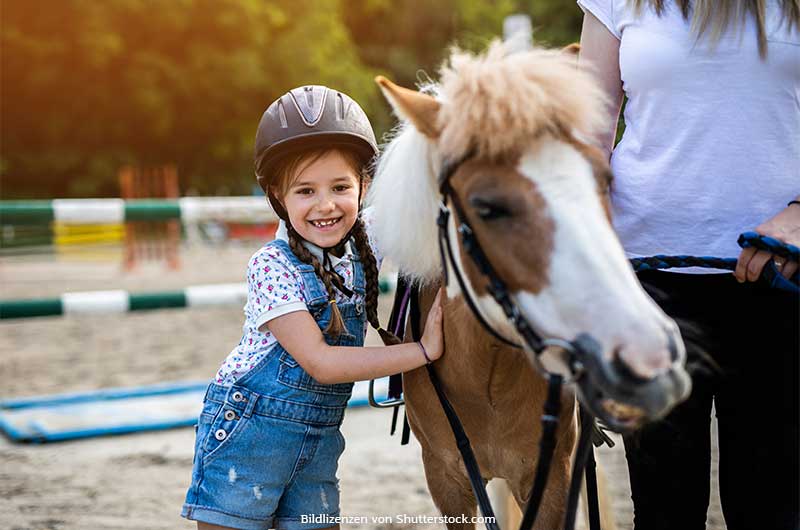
{"left": 629, "top": 232, "right": 800, "bottom": 294}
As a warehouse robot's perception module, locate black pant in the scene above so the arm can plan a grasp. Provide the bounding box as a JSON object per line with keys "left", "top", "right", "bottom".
{"left": 624, "top": 271, "right": 799, "bottom": 530}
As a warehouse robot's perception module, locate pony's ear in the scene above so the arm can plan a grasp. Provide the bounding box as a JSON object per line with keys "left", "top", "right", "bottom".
{"left": 375, "top": 75, "right": 441, "bottom": 139}
{"left": 562, "top": 43, "right": 581, "bottom": 55}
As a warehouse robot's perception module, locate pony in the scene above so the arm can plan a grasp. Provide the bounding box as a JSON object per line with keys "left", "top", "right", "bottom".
{"left": 367, "top": 42, "right": 691, "bottom": 529}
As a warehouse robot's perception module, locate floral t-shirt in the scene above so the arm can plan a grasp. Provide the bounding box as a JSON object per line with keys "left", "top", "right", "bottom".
{"left": 214, "top": 210, "right": 382, "bottom": 385}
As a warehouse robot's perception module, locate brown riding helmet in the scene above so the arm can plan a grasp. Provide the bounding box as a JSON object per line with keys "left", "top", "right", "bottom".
{"left": 254, "top": 85, "right": 378, "bottom": 221}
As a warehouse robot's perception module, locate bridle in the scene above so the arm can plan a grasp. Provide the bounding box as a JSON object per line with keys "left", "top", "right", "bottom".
{"left": 436, "top": 154, "right": 584, "bottom": 375}
{"left": 435, "top": 152, "right": 690, "bottom": 433}
{"left": 432, "top": 152, "right": 603, "bottom": 530}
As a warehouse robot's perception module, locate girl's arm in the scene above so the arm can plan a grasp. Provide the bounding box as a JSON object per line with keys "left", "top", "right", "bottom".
{"left": 266, "top": 290, "right": 444, "bottom": 384}
{"left": 578, "top": 11, "right": 624, "bottom": 159}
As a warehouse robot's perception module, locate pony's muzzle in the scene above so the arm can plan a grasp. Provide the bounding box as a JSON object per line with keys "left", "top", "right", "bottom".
{"left": 571, "top": 333, "right": 692, "bottom": 433}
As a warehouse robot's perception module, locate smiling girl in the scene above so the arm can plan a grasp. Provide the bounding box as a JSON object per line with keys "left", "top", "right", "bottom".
{"left": 181, "top": 85, "right": 443, "bottom": 530}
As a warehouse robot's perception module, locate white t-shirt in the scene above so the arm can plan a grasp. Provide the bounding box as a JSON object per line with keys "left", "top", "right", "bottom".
{"left": 578, "top": 0, "right": 799, "bottom": 265}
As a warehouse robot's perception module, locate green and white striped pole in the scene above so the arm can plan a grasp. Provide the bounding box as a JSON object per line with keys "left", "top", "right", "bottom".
{"left": 0, "top": 197, "right": 278, "bottom": 225}
{"left": 0, "top": 283, "right": 247, "bottom": 320}
{"left": 0, "top": 277, "right": 397, "bottom": 320}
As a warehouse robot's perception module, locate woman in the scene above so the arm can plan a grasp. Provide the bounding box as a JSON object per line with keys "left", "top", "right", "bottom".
{"left": 578, "top": 1, "right": 799, "bottom": 529}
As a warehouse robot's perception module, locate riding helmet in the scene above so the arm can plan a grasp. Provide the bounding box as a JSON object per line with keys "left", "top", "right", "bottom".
{"left": 254, "top": 85, "right": 378, "bottom": 220}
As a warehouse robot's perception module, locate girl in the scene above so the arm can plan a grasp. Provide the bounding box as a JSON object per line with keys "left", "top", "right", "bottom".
{"left": 181, "top": 85, "right": 444, "bottom": 530}
{"left": 578, "top": 1, "right": 799, "bottom": 528}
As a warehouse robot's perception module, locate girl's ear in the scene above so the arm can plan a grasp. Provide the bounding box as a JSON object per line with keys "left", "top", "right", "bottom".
{"left": 269, "top": 184, "right": 283, "bottom": 202}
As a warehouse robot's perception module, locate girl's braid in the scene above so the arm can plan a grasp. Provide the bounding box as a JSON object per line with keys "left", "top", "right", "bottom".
{"left": 351, "top": 218, "right": 401, "bottom": 346}
{"left": 287, "top": 224, "right": 346, "bottom": 339}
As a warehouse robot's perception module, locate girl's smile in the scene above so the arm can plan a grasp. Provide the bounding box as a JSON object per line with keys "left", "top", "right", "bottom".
{"left": 280, "top": 150, "right": 361, "bottom": 250}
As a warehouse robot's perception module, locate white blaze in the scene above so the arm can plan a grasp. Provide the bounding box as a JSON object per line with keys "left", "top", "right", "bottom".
{"left": 513, "top": 139, "right": 680, "bottom": 378}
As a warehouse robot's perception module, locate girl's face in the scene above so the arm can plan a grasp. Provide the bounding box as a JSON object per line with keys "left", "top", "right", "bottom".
{"left": 280, "top": 150, "right": 361, "bottom": 249}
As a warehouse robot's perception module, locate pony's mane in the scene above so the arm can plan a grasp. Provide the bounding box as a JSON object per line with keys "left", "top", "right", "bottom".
{"left": 368, "top": 41, "right": 609, "bottom": 281}
{"left": 367, "top": 122, "right": 443, "bottom": 282}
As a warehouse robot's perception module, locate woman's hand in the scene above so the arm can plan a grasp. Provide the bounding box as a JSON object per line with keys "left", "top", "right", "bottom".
{"left": 420, "top": 288, "right": 444, "bottom": 362}
{"left": 735, "top": 202, "right": 800, "bottom": 282}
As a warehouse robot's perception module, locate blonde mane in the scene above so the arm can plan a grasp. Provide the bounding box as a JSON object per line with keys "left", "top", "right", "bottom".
{"left": 367, "top": 122, "right": 443, "bottom": 282}
{"left": 368, "top": 41, "right": 609, "bottom": 282}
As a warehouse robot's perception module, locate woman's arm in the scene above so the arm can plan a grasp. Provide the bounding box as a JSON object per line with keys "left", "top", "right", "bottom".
{"left": 266, "top": 290, "right": 444, "bottom": 384}
{"left": 579, "top": 11, "right": 625, "bottom": 159}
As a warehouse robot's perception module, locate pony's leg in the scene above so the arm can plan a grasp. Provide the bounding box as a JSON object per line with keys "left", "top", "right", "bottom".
{"left": 514, "top": 461, "right": 571, "bottom": 530}
{"left": 508, "top": 433, "right": 575, "bottom": 530}
{"left": 421, "top": 449, "right": 479, "bottom": 530}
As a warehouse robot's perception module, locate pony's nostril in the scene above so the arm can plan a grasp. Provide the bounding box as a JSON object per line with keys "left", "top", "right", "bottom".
{"left": 667, "top": 332, "right": 679, "bottom": 362}
{"left": 612, "top": 350, "right": 652, "bottom": 385}
{"left": 666, "top": 326, "right": 684, "bottom": 363}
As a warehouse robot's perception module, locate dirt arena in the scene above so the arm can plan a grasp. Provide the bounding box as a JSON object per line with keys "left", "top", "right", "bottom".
{"left": 0, "top": 245, "right": 725, "bottom": 530}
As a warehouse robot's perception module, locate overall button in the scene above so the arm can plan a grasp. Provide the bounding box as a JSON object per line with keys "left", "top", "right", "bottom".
{"left": 355, "top": 302, "right": 363, "bottom": 314}
{"left": 231, "top": 391, "right": 245, "bottom": 403}
{"left": 215, "top": 429, "right": 227, "bottom": 441}
{"left": 224, "top": 410, "right": 236, "bottom": 421}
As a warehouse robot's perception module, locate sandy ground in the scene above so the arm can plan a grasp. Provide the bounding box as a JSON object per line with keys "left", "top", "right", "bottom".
{"left": 0, "top": 245, "right": 725, "bottom": 530}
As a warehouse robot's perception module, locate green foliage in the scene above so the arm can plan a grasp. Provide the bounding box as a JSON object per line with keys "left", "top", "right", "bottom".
{"left": 0, "top": 0, "right": 584, "bottom": 198}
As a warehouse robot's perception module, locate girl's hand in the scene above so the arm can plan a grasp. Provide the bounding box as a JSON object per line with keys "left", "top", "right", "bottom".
{"left": 735, "top": 202, "right": 800, "bottom": 282}
{"left": 420, "top": 289, "right": 444, "bottom": 362}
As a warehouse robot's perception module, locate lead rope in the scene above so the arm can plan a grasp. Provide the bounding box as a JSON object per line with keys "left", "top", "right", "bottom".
{"left": 630, "top": 232, "right": 799, "bottom": 294}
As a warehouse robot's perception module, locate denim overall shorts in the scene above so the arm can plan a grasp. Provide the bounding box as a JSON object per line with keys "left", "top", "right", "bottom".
{"left": 182, "top": 239, "right": 366, "bottom": 530}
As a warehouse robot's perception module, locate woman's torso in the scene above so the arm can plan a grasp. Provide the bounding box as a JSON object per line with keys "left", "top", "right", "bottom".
{"left": 602, "top": 0, "right": 800, "bottom": 260}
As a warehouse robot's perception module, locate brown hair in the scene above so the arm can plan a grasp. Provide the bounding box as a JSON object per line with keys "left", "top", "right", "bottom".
{"left": 271, "top": 148, "right": 400, "bottom": 345}
{"left": 631, "top": 0, "right": 800, "bottom": 58}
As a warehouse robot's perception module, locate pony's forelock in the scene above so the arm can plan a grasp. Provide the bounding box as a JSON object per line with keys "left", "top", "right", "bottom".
{"left": 437, "top": 41, "right": 609, "bottom": 160}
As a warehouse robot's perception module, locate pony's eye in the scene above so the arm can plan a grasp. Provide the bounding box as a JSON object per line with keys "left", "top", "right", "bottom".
{"left": 470, "top": 197, "right": 512, "bottom": 220}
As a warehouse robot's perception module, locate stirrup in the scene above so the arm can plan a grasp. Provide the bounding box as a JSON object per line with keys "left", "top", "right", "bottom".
{"left": 367, "top": 378, "right": 405, "bottom": 408}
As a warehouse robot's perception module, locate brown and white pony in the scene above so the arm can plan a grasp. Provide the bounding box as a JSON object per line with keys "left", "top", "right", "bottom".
{"left": 367, "top": 43, "right": 691, "bottom": 529}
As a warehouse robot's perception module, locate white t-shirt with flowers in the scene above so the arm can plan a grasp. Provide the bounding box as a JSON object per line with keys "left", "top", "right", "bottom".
{"left": 214, "top": 210, "right": 382, "bottom": 385}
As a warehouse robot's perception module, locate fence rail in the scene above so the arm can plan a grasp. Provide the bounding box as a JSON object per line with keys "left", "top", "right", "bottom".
{"left": 0, "top": 277, "right": 397, "bottom": 320}
{"left": 0, "top": 197, "right": 277, "bottom": 225}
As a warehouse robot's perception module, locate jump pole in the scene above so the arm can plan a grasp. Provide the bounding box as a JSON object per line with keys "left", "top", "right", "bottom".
{"left": 0, "top": 197, "right": 278, "bottom": 225}
{"left": 0, "top": 277, "right": 397, "bottom": 320}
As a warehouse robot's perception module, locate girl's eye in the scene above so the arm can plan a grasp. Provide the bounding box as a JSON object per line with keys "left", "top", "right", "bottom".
{"left": 296, "top": 188, "right": 313, "bottom": 195}
{"left": 333, "top": 185, "right": 351, "bottom": 192}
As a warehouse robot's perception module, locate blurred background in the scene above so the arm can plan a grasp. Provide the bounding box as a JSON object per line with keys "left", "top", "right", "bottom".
{"left": 1, "top": 0, "right": 583, "bottom": 200}
{"left": 0, "top": 3, "right": 726, "bottom": 529}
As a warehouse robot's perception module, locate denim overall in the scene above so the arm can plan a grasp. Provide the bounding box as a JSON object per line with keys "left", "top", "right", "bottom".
{"left": 182, "top": 238, "right": 367, "bottom": 530}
